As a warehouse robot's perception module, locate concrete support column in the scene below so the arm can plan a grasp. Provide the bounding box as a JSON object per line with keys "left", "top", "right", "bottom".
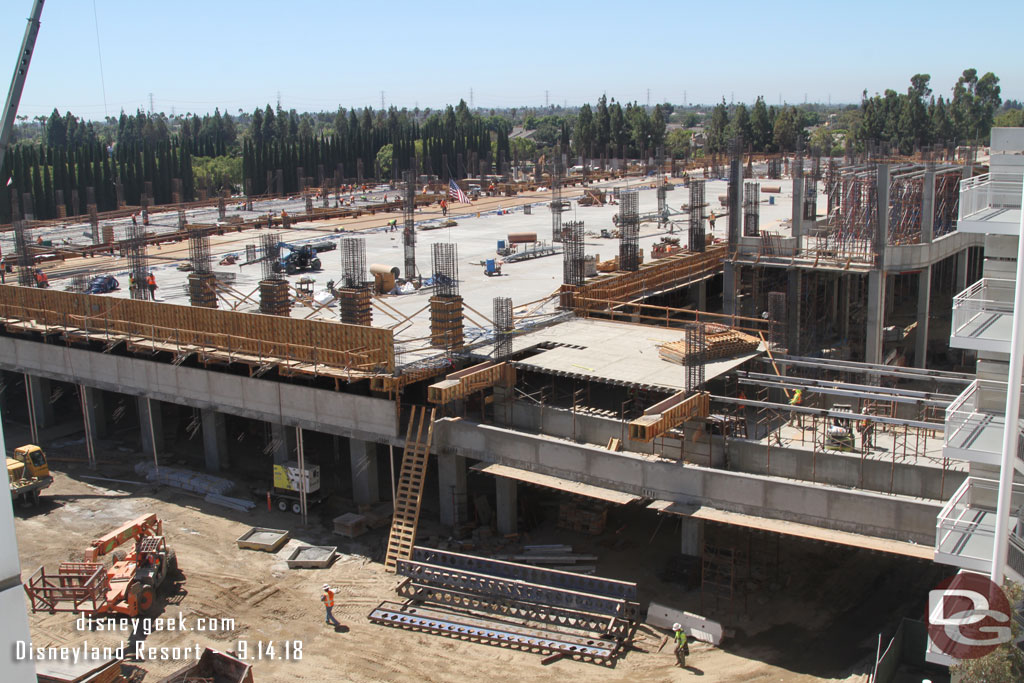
{"left": 80, "top": 386, "right": 107, "bottom": 439}
{"left": 786, "top": 270, "right": 802, "bottom": 354}
{"left": 136, "top": 396, "right": 163, "bottom": 458}
{"left": 722, "top": 262, "right": 737, "bottom": 319}
{"left": 270, "top": 422, "right": 293, "bottom": 464}
{"left": 350, "top": 438, "right": 380, "bottom": 506}
{"left": 915, "top": 266, "right": 932, "bottom": 368}
{"left": 696, "top": 280, "right": 707, "bottom": 312}
{"left": 791, "top": 172, "right": 804, "bottom": 250}
{"left": 839, "top": 275, "right": 851, "bottom": 342}
{"left": 495, "top": 476, "right": 518, "bottom": 536}
{"left": 921, "top": 168, "right": 935, "bottom": 244}
{"left": 680, "top": 516, "right": 705, "bottom": 556}
{"left": 201, "top": 409, "right": 228, "bottom": 472}
{"left": 866, "top": 269, "right": 886, "bottom": 366}
{"left": 438, "top": 453, "right": 467, "bottom": 527}
{"left": 26, "top": 375, "right": 54, "bottom": 430}
{"left": 956, "top": 249, "right": 969, "bottom": 293}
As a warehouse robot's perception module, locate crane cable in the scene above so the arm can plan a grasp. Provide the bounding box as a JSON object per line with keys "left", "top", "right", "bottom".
{"left": 92, "top": 0, "right": 108, "bottom": 118}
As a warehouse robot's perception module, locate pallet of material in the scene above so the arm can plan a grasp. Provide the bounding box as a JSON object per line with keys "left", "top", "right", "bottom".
{"left": 659, "top": 325, "right": 760, "bottom": 365}
{"left": 333, "top": 512, "right": 368, "bottom": 538}
{"left": 558, "top": 502, "right": 608, "bottom": 535}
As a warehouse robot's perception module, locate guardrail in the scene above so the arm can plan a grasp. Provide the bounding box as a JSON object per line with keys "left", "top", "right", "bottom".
{"left": 959, "top": 173, "right": 1023, "bottom": 220}
{"left": 952, "top": 278, "right": 1015, "bottom": 342}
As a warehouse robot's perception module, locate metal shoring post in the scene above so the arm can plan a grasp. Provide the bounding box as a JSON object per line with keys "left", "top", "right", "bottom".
{"left": 389, "top": 443, "right": 396, "bottom": 503}
{"left": 24, "top": 373, "right": 39, "bottom": 444}
{"left": 296, "top": 426, "right": 308, "bottom": 526}
{"left": 145, "top": 397, "right": 159, "bottom": 475}
{"left": 79, "top": 385, "right": 95, "bottom": 469}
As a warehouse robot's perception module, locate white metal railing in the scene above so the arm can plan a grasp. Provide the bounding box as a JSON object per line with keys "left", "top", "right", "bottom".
{"left": 1009, "top": 533, "right": 1024, "bottom": 579}
{"left": 952, "top": 278, "right": 1015, "bottom": 343}
{"left": 936, "top": 477, "right": 1024, "bottom": 566}
{"left": 959, "top": 173, "right": 1024, "bottom": 220}
{"left": 945, "top": 379, "right": 1024, "bottom": 464}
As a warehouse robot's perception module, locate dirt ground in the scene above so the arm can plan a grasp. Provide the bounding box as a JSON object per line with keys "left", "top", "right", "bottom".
{"left": 10, "top": 424, "right": 947, "bottom": 683}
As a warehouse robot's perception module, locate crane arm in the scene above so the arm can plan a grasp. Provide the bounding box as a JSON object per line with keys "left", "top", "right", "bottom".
{"left": 84, "top": 513, "right": 162, "bottom": 562}
{"left": 0, "top": 0, "right": 45, "bottom": 174}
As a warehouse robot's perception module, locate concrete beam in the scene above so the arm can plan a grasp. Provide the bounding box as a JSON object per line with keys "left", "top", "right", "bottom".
{"left": 201, "top": 409, "right": 228, "bottom": 472}
{"left": 434, "top": 419, "right": 941, "bottom": 545}
{"left": 350, "top": 438, "right": 380, "bottom": 505}
{"left": 0, "top": 336, "right": 400, "bottom": 444}
{"left": 495, "top": 476, "right": 518, "bottom": 536}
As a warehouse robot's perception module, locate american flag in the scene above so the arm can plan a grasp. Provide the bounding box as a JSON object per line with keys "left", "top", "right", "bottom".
{"left": 448, "top": 179, "right": 469, "bottom": 204}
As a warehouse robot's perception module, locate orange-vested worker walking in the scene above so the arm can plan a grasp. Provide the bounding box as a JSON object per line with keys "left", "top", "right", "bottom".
{"left": 321, "top": 584, "right": 341, "bottom": 627}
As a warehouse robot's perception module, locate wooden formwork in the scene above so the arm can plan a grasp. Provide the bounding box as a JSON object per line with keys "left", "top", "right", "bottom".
{"left": 429, "top": 295, "right": 464, "bottom": 349}
{"left": 0, "top": 285, "right": 394, "bottom": 375}
{"left": 427, "top": 361, "right": 515, "bottom": 404}
{"left": 628, "top": 391, "right": 710, "bottom": 442}
{"left": 561, "top": 245, "right": 727, "bottom": 309}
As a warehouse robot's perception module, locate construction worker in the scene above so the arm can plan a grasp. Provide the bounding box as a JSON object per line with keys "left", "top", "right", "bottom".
{"left": 673, "top": 623, "right": 689, "bottom": 667}
{"left": 440, "top": 199, "right": 448, "bottom": 216}
{"left": 708, "top": 210, "right": 716, "bottom": 231}
{"left": 321, "top": 584, "right": 341, "bottom": 627}
{"left": 859, "top": 418, "right": 874, "bottom": 449}
{"left": 788, "top": 388, "right": 804, "bottom": 427}
{"left": 146, "top": 272, "right": 157, "bottom": 299}
{"left": 34, "top": 269, "right": 48, "bottom": 288}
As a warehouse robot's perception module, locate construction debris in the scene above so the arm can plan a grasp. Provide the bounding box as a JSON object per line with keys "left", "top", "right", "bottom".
{"left": 557, "top": 501, "right": 608, "bottom": 535}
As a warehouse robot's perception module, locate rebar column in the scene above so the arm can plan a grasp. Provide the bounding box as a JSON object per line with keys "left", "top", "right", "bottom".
{"left": 494, "top": 297, "right": 513, "bottom": 360}
{"left": 743, "top": 182, "right": 760, "bottom": 236}
{"left": 562, "top": 220, "right": 585, "bottom": 286}
{"left": 689, "top": 180, "right": 706, "bottom": 253}
{"left": 403, "top": 170, "right": 417, "bottom": 280}
{"left": 551, "top": 161, "right": 564, "bottom": 242}
{"left": 618, "top": 190, "right": 640, "bottom": 271}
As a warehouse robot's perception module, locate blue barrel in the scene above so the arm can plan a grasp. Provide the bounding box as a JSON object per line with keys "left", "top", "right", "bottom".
{"left": 497, "top": 240, "right": 506, "bottom": 249}
{"left": 486, "top": 259, "right": 496, "bottom": 273}
{"left": 769, "top": 196, "right": 775, "bottom": 205}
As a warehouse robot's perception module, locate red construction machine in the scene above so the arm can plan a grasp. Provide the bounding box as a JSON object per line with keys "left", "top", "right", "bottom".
{"left": 24, "top": 513, "right": 178, "bottom": 617}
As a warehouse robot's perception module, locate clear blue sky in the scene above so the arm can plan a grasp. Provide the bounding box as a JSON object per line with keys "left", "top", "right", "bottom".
{"left": 2, "top": 0, "right": 1020, "bottom": 120}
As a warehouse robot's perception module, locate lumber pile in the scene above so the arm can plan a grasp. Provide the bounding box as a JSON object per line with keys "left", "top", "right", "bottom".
{"left": 659, "top": 324, "right": 760, "bottom": 365}
{"left": 558, "top": 501, "right": 608, "bottom": 535}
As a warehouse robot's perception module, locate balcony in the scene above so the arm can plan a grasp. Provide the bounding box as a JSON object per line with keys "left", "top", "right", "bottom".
{"left": 950, "top": 278, "right": 1015, "bottom": 353}
{"left": 958, "top": 173, "right": 1022, "bottom": 234}
{"left": 934, "top": 477, "right": 1024, "bottom": 579}
{"left": 944, "top": 379, "right": 1024, "bottom": 469}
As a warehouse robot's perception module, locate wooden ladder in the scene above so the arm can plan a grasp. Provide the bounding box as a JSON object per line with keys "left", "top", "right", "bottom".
{"left": 384, "top": 405, "right": 436, "bottom": 571}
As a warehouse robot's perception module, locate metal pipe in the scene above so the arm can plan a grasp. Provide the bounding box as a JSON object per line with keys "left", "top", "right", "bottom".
{"left": 991, "top": 181, "right": 1024, "bottom": 585}
{"left": 79, "top": 385, "right": 95, "bottom": 470}
{"left": 23, "top": 373, "right": 38, "bottom": 444}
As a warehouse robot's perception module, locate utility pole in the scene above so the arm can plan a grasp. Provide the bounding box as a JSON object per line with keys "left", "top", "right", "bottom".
{"left": 545, "top": 90, "right": 549, "bottom": 108}
{"left": 380, "top": 90, "right": 385, "bottom": 109}
{"left": 149, "top": 92, "right": 154, "bottom": 114}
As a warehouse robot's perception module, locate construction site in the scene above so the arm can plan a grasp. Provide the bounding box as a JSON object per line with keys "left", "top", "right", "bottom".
{"left": 1, "top": 125, "right": 1013, "bottom": 683}
{"left": 5, "top": 8, "right": 1024, "bottom": 680}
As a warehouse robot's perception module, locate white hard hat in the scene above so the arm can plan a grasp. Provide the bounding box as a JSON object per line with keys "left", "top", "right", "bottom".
{"left": 672, "top": 623, "right": 681, "bottom": 631}
{"left": 322, "top": 583, "right": 330, "bottom": 590}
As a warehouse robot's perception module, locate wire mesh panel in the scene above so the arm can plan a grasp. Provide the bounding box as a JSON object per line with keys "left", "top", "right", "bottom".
{"left": 684, "top": 323, "right": 706, "bottom": 394}
{"left": 494, "top": 296, "right": 513, "bottom": 360}
{"left": 688, "top": 181, "right": 706, "bottom": 253}
{"left": 431, "top": 243, "right": 459, "bottom": 297}
{"left": 618, "top": 190, "right": 640, "bottom": 271}
{"left": 743, "top": 182, "right": 760, "bottom": 236}
{"left": 341, "top": 237, "right": 368, "bottom": 288}
{"left": 403, "top": 170, "right": 417, "bottom": 280}
{"left": 562, "top": 220, "right": 585, "bottom": 286}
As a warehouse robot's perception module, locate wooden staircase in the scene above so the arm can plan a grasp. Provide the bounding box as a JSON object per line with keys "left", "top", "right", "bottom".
{"left": 384, "top": 405, "right": 436, "bottom": 571}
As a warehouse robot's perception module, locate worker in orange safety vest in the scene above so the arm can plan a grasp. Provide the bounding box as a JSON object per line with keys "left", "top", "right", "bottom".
{"left": 321, "top": 584, "right": 341, "bottom": 627}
